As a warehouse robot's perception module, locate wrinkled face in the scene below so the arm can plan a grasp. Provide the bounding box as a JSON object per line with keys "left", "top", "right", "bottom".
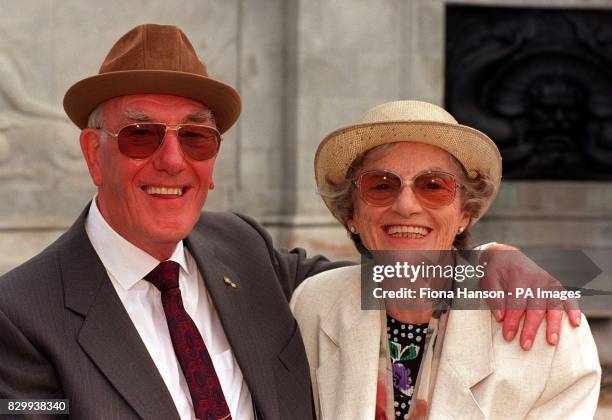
{"left": 80, "top": 94, "right": 218, "bottom": 259}
{"left": 348, "top": 142, "right": 470, "bottom": 251}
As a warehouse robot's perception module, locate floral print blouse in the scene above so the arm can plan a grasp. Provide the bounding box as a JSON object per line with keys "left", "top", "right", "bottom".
{"left": 386, "top": 314, "right": 428, "bottom": 420}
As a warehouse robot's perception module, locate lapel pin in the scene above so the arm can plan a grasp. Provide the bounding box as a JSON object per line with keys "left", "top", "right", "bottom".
{"left": 223, "top": 276, "right": 239, "bottom": 289}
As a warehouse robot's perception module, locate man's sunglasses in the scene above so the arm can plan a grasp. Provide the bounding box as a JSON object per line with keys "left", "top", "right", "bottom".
{"left": 101, "top": 123, "right": 221, "bottom": 161}
{"left": 354, "top": 169, "right": 462, "bottom": 208}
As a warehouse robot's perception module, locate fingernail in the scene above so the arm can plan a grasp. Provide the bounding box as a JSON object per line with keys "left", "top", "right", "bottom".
{"left": 574, "top": 314, "right": 581, "bottom": 326}
{"left": 493, "top": 310, "right": 502, "bottom": 321}
{"left": 504, "top": 330, "right": 516, "bottom": 341}
{"left": 522, "top": 340, "right": 532, "bottom": 351}
{"left": 550, "top": 333, "right": 558, "bottom": 345}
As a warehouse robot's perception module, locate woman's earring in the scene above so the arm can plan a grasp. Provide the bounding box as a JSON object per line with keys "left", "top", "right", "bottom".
{"left": 349, "top": 225, "right": 357, "bottom": 234}
{"left": 457, "top": 226, "right": 464, "bottom": 234}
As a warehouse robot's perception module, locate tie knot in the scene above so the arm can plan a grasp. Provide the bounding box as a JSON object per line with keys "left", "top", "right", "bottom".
{"left": 145, "top": 261, "right": 180, "bottom": 292}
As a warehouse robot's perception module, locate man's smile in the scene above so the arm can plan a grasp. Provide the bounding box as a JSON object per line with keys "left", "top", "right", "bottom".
{"left": 141, "top": 185, "right": 189, "bottom": 197}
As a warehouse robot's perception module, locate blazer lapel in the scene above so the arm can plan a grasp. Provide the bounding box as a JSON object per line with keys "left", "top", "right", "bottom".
{"left": 315, "top": 270, "right": 382, "bottom": 420}
{"left": 430, "top": 310, "right": 494, "bottom": 419}
{"left": 185, "top": 229, "right": 281, "bottom": 419}
{"left": 61, "top": 213, "right": 180, "bottom": 420}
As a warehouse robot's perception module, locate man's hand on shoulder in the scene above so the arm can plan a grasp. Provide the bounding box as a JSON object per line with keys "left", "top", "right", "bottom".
{"left": 479, "top": 243, "right": 581, "bottom": 351}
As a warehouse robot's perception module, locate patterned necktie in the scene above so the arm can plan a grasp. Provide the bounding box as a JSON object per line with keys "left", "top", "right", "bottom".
{"left": 145, "top": 261, "right": 232, "bottom": 420}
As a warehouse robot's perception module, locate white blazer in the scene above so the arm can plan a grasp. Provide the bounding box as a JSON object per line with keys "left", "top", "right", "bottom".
{"left": 290, "top": 266, "right": 601, "bottom": 420}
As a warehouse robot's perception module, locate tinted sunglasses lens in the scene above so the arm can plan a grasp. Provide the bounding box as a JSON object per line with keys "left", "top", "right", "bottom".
{"left": 116, "top": 124, "right": 220, "bottom": 160}
{"left": 413, "top": 172, "right": 457, "bottom": 207}
{"left": 359, "top": 171, "right": 402, "bottom": 205}
{"left": 177, "top": 125, "right": 220, "bottom": 161}
{"left": 117, "top": 124, "right": 164, "bottom": 159}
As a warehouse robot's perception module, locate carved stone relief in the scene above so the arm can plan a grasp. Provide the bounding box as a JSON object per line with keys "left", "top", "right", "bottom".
{"left": 446, "top": 5, "right": 612, "bottom": 179}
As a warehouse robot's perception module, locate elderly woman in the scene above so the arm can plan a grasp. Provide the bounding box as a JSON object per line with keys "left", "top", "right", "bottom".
{"left": 290, "top": 101, "right": 600, "bottom": 419}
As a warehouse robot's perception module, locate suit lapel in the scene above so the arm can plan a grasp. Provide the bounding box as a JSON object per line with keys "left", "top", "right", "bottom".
{"left": 308, "top": 265, "right": 494, "bottom": 420}
{"left": 185, "top": 229, "right": 281, "bottom": 419}
{"left": 430, "top": 310, "right": 494, "bottom": 419}
{"left": 315, "top": 268, "right": 382, "bottom": 419}
{"left": 61, "top": 212, "right": 180, "bottom": 420}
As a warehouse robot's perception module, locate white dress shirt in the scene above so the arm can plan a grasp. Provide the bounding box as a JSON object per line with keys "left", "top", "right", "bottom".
{"left": 85, "top": 199, "right": 254, "bottom": 420}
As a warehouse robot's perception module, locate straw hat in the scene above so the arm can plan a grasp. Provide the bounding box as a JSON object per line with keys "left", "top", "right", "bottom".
{"left": 63, "top": 24, "right": 241, "bottom": 134}
{"left": 315, "top": 100, "right": 502, "bottom": 223}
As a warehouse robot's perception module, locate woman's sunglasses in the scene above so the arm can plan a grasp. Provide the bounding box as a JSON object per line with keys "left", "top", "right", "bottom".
{"left": 101, "top": 123, "right": 221, "bottom": 161}
{"left": 354, "top": 169, "right": 462, "bottom": 208}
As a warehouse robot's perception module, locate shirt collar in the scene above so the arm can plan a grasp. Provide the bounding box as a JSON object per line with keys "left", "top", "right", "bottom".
{"left": 84, "top": 197, "right": 190, "bottom": 290}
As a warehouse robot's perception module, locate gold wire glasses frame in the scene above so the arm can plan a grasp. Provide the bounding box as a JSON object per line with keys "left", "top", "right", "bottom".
{"left": 353, "top": 169, "right": 463, "bottom": 208}
{"left": 99, "top": 122, "right": 222, "bottom": 161}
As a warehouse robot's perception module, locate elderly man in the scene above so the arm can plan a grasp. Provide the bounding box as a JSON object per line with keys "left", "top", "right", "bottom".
{"left": 0, "top": 24, "right": 580, "bottom": 420}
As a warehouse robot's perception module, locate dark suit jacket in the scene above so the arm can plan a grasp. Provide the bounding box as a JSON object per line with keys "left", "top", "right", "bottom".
{"left": 0, "top": 208, "right": 344, "bottom": 420}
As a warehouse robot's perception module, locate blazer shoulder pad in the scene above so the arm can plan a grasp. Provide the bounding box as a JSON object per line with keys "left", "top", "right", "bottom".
{"left": 291, "top": 266, "right": 360, "bottom": 310}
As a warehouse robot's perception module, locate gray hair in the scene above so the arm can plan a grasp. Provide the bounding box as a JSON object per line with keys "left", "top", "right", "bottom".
{"left": 321, "top": 143, "right": 496, "bottom": 252}
{"left": 87, "top": 103, "right": 105, "bottom": 129}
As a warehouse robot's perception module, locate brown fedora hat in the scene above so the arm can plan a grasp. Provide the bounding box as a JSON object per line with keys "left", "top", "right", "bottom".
{"left": 63, "top": 24, "right": 241, "bottom": 134}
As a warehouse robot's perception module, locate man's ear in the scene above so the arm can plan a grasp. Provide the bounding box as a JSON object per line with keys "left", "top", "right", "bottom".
{"left": 80, "top": 128, "right": 103, "bottom": 187}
